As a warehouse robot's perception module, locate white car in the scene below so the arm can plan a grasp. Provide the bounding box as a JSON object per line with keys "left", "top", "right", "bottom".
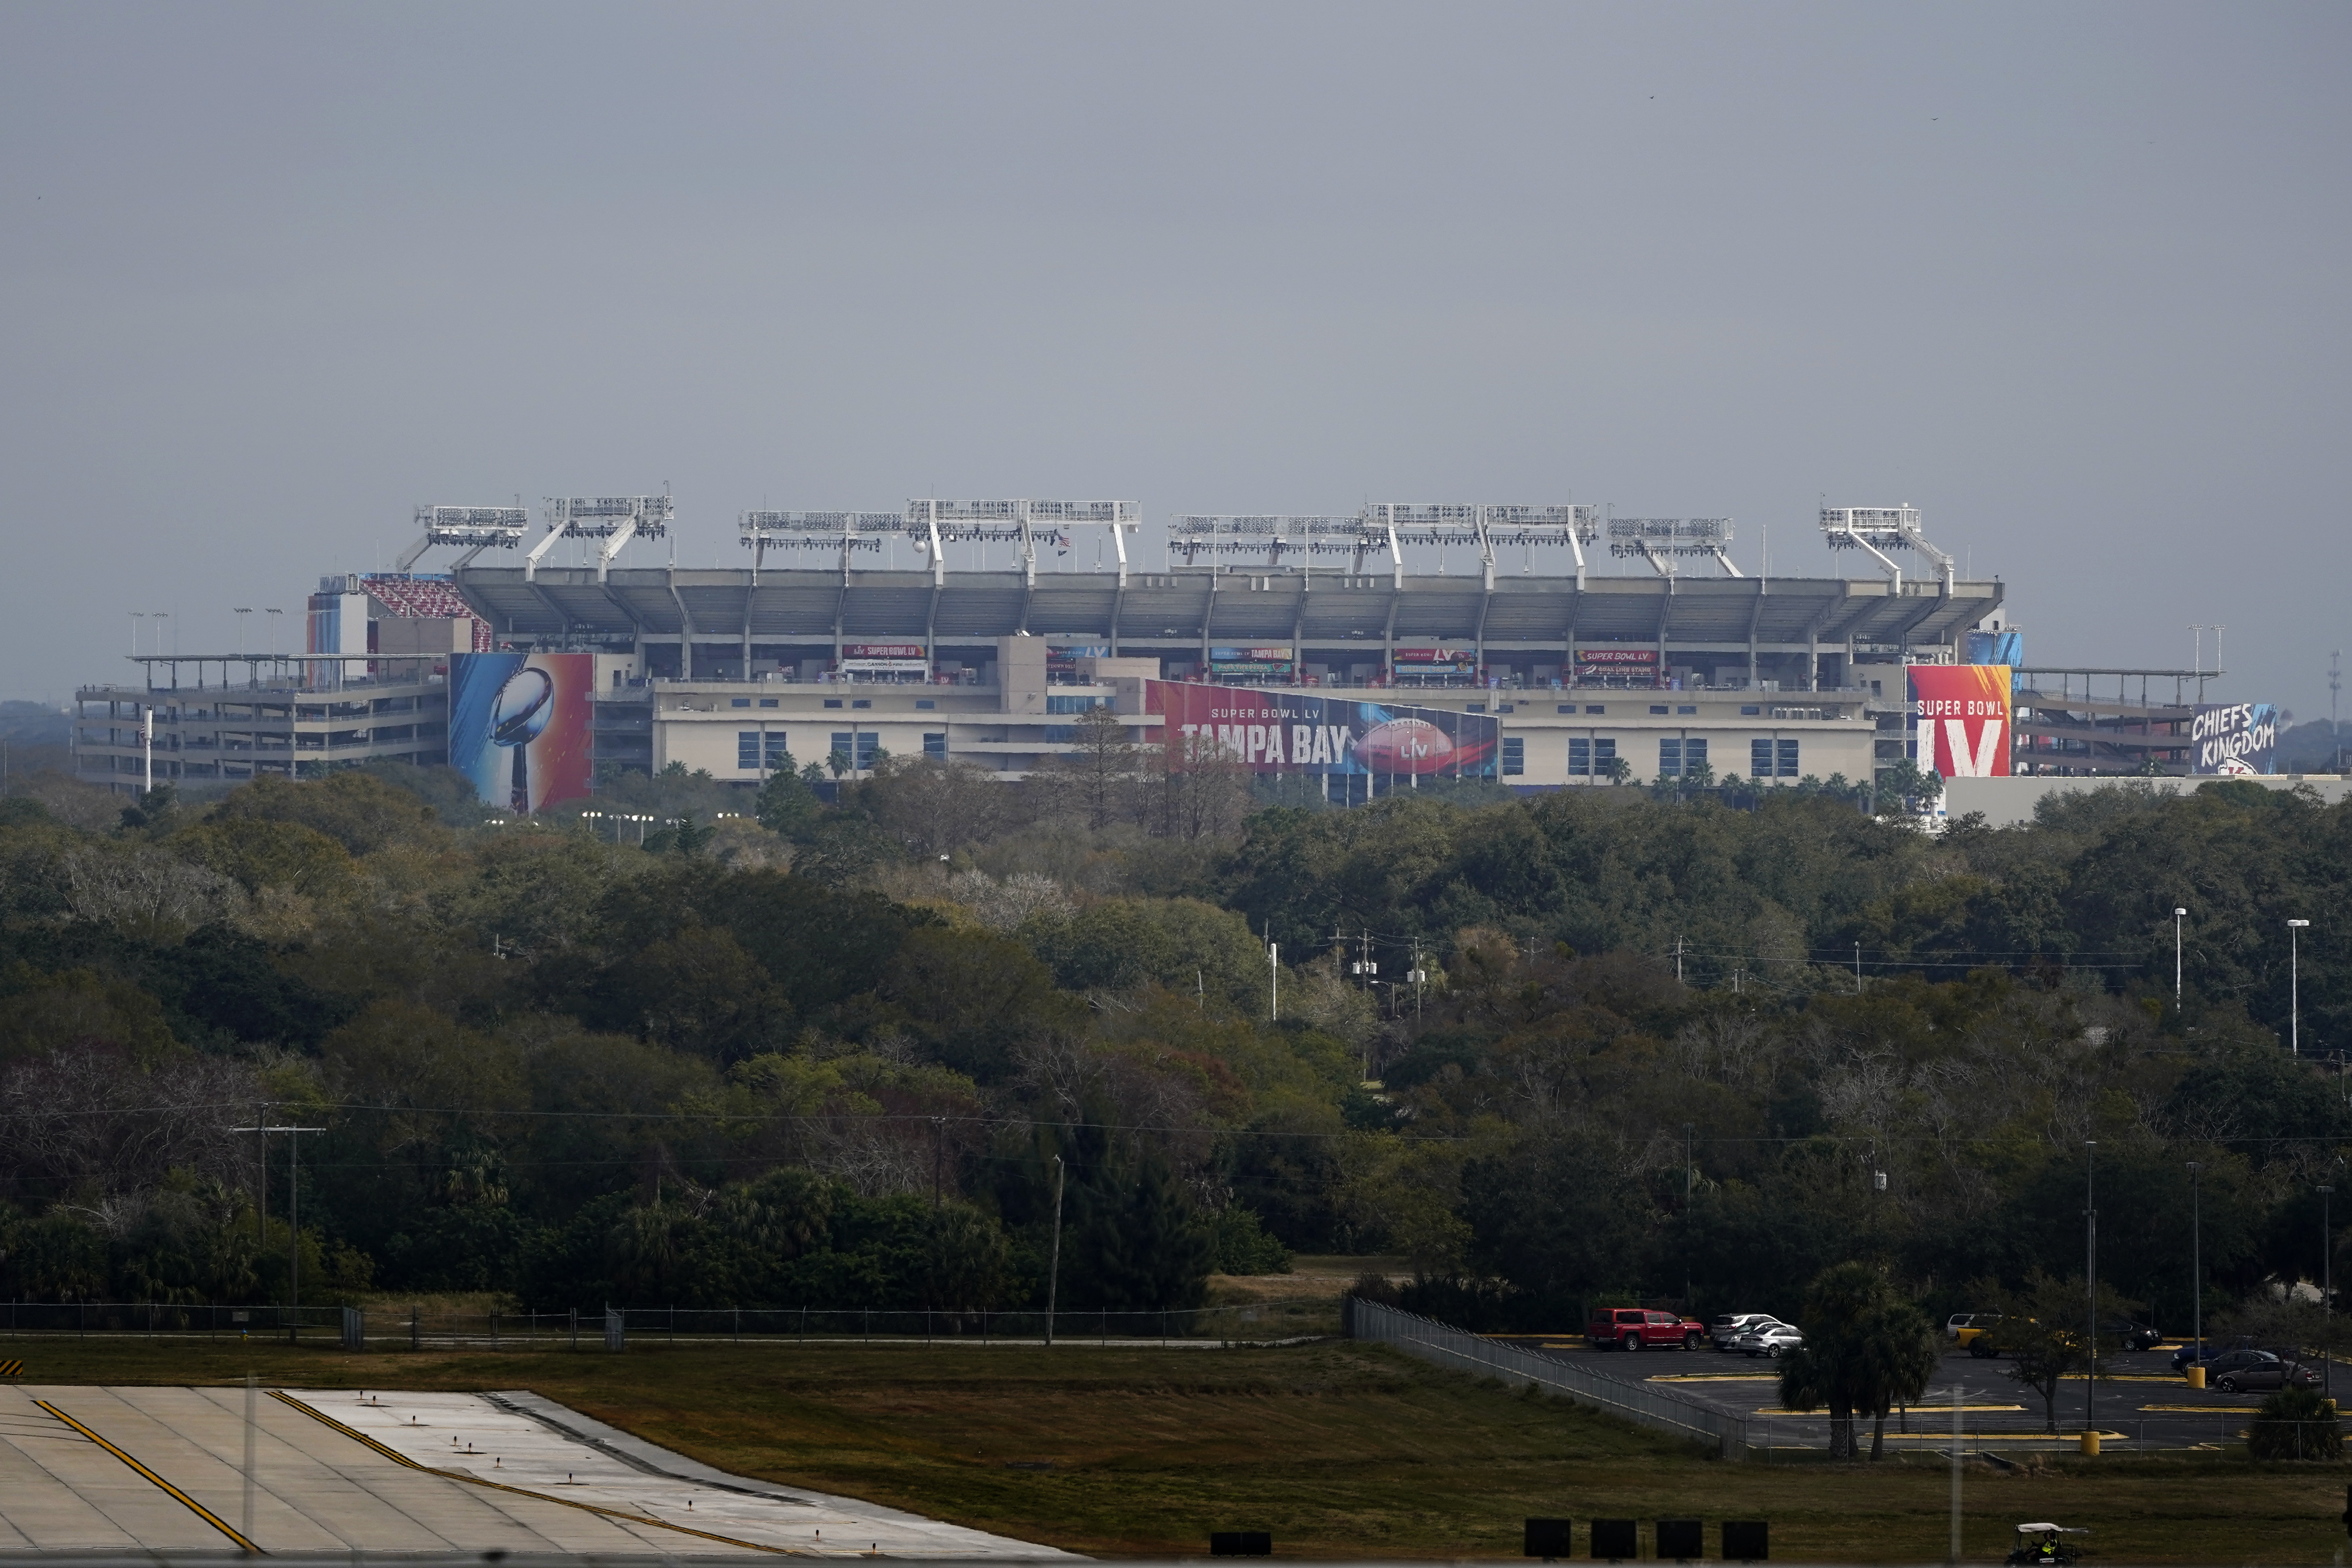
{"left": 1736, "top": 1323, "right": 1804, "bottom": 1358}
{"left": 1710, "top": 1313, "right": 1781, "bottom": 1353}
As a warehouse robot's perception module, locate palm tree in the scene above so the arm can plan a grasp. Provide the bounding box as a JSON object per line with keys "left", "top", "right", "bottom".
{"left": 1778, "top": 1261, "right": 1939, "bottom": 1460}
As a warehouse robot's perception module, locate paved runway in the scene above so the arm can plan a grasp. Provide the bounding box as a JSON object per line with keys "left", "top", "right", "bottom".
{"left": 0, "top": 1384, "right": 1073, "bottom": 1560}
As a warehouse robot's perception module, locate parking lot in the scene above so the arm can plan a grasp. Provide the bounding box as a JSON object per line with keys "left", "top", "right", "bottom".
{"left": 1490, "top": 1335, "right": 2326, "bottom": 1454}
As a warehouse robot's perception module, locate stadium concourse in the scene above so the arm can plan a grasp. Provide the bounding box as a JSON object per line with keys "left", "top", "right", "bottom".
{"left": 0, "top": 1384, "right": 1069, "bottom": 1559}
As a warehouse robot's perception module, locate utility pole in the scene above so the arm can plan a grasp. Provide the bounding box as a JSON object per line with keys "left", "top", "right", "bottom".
{"left": 1674, "top": 935, "right": 1684, "bottom": 985}
{"left": 2175, "top": 907, "right": 2187, "bottom": 1008}
{"left": 930, "top": 1117, "right": 944, "bottom": 1211}
{"left": 1045, "top": 1155, "right": 1065, "bottom": 1348}
{"left": 2291, "top": 920, "right": 2311, "bottom": 1055}
{"left": 1854, "top": 942, "right": 1863, "bottom": 994}
{"left": 1268, "top": 940, "right": 1279, "bottom": 1022}
{"left": 233, "top": 1116, "right": 327, "bottom": 1341}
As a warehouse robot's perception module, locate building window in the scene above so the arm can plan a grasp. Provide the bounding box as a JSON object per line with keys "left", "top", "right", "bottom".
{"left": 915, "top": 699, "right": 937, "bottom": 710}
{"left": 738, "top": 731, "right": 790, "bottom": 770}
{"left": 1741, "top": 705, "right": 1762, "bottom": 716}
{"left": 1651, "top": 704, "right": 1670, "bottom": 715}
{"left": 1501, "top": 736, "right": 1524, "bottom": 776}
{"left": 1688, "top": 738, "right": 1707, "bottom": 773}
{"left": 823, "top": 698, "right": 844, "bottom": 709}
{"left": 1569, "top": 737, "right": 1617, "bottom": 777}
{"left": 1587, "top": 705, "right": 1606, "bottom": 714}
{"left": 1557, "top": 704, "right": 1576, "bottom": 715}
{"left": 852, "top": 698, "right": 872, "bottom": 709}
{"left": 923, "top": 732, "right": 947, "bottom": 758}
{"left": 759, "top": 698, "right": 779, "bottom": 708}
{"left": 1778, "top": 738, "right": 1800, "bottom": 777}
{"left": 730, "top": 698, "right": 751, "bottom": 709}
{"left": 1659, "top": 738, "right": 1681, "bottom": 776}
{"left": 1752, "top": 738, "right": 1774, "bottom": 779}
{"left": 829, "top": 731, "right": 880, "bottom": 769}
{"left": 1677, "top": 705, "right": 1697, "bottom": 714}
{"left": 1497, "top": 703, "right": 1513, "bottom": 713}
{"left": 1047, "top": 694, "right": 1109, "bottom": 714}
{"left": 1468, "top": 703, "right": 1486, "bottom": 714}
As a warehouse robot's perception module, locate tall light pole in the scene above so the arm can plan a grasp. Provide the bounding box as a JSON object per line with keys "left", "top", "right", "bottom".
{"left": 1044, "top": 1154, "right": 1065, "bottom": 1348}
{"left": 2321, "top": 1184, "right": 2335, "bottom": 1398}
{"left": 2188, "top": 1160, "right": 2203, "bottom": 1370}
{"left": 2289, "top": 920, "right": 2312, "bottom": 1055}
{"left": 2085, "top": 1140, "right": 2098, "bottom": 1437}
{"left": 2174, "top": 907, "right": 2187, "bottom": 1007}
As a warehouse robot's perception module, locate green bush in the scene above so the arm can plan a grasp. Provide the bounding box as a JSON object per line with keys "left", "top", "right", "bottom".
{"left": 1209, "top": 1207, "right": 1293, "bottom": 1276}
{"left": 2248, "top": 1384, "right": 2343, "bottom": 1460}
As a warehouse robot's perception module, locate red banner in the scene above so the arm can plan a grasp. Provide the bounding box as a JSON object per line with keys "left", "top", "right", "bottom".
{"left": 1908, "top": 664, "right": 2012, "bottom": 777}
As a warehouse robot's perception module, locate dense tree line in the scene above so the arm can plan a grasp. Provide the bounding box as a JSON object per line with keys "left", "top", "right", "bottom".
{"left": 0, "top": 756, "right": 2343, "bottom": 1344}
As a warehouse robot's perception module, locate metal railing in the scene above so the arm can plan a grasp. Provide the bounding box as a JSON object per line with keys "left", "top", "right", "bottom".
{"left": 1345, "top": 1297, "right": 1752, "bottom": 1459}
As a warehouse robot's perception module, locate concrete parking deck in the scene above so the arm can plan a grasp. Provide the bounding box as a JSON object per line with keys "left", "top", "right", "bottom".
{"left": 0, "top": 1385, "right": 1072, "bottom": 1560}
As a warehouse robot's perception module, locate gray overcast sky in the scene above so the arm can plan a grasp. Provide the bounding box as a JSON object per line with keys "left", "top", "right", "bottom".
{"left": 3, "top": 4, "right": 2346, "bottom": 715}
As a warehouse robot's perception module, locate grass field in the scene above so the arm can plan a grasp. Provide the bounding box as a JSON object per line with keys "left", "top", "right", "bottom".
{"left": 6, "top": 1331, "right": 2349, "bottom": 1560}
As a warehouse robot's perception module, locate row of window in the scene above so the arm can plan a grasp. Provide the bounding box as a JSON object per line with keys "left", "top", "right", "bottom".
{"left": 729, "top": 696, "right": 945, "bottom": 711}
{"left": 1548, "top": 737, "right": 1802, "bottom": 780}
{"left": 734, "top": 731, "right": 948, "bottom": 769}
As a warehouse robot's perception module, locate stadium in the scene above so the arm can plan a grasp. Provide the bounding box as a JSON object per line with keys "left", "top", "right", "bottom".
{"left": 72, "top": 496, "right": 2009, "bottom": 797}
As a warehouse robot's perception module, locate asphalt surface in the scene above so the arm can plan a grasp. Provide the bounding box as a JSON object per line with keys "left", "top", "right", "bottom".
{"left": 0, "top": 1385, "right": 1071, "bottom": 1558}
{"left": 1490, "top": 1336, "right": 2328, "bottom": 1453}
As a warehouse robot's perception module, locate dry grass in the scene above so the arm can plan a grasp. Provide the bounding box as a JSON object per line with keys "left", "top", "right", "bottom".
{"left": 7, "top": 1332, "right": 2349, "bottom": 1560}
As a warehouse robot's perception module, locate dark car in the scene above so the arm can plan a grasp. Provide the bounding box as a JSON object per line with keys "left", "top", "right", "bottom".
{"left": 2101, "top": 1317, "right": 2163, "bottom": 1352}
{"left": 2172, "top": 1335, "right": 2258, "bottom": 1374}
{"left": 2198, "top": 1348, "right": 2318, "bottom": 1394}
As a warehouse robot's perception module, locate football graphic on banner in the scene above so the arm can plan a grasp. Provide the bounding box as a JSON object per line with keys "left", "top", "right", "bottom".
{"left": 1355, "top": 717, "right": 1455, "bottom": 775}
{"left": 1907, "top": 664, "right": 2012, "bottom": 777}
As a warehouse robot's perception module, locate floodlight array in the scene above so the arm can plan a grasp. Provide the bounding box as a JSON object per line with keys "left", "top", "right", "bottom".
{"left": 548, "top": 495, "right": 673, "bottom": 538}
{"left": 1171, "top": 505, "right": 1599, "bottom": 560}
{"left": 1607, "top": 517, "right": 1733, "bottom": 557}
{"left": 1818, "top": 506, "right": 1924, "bottom": 549}
{"left": 414, "top": 505, "right": 529, "bottom": 548}
{"left": 739, "top": 511, "right": 911, "bottom": 551}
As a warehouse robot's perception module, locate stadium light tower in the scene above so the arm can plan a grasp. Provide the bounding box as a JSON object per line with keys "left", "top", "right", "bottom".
{"left": 398, "top": 505, "right": 533, "bottom": 573}
{"left": 741, "top": 499, "right": 1140, "bottom": 589}
{"left": 1820, "top": 505, "right": 1954, "bottom": 595}
{"left": 1606, "top": 514, "right": 1739, "bottom": 579}
{"left": 526, "top": 492, "right": 675, "bottom": 582}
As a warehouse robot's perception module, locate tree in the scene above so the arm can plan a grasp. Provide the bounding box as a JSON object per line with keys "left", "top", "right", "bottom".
{"left": 753, "top": 758, "right": 820, "bottom": 836}
{"left": 1981, "top": 1271, "right": 2140, "bottom": 1434}
{"left": 1776, "top": 1260, "right": 1938, "bottom": 1459}
{"left": 1035, "top": 702, "right": 1137, "bottom": 829}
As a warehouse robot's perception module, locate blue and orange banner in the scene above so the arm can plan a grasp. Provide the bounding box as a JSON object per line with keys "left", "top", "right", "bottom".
{"left": 1147, "top": 681, "right": 1497, "bottom": 778}
{"left": 450, "top": 653, "right": 594, "bottom": 813}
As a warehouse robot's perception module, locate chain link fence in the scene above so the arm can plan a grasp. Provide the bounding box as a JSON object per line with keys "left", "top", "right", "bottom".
{"left": 0, "top": 1298, "right": 1339, "bottom": 1348}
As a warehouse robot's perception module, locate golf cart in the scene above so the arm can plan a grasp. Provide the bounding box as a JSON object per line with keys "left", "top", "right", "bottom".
{"left": 2005, "top": 1523, "right": 2088, "bottom": 1565}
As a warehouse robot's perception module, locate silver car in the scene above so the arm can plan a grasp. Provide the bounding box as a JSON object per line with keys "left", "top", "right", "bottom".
{"left": 1734, "top": 1322, "right": 1804, "bottom": 1358}
{"left": 1711, "top": 1313, "right": 1780, "bottom": 1353}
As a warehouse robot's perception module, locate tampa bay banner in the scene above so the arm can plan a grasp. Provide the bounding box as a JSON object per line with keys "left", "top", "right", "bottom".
{"left": 1147, "top": 681, "right": 1498, "bottom": 778}
{"left": 1907, "top": 664, "right": 2013, "bottom": 777}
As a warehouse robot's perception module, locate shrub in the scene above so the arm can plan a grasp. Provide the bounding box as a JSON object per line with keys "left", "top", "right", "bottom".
{"left": 2248, "top": 1384, "right": 2343, "bottom": 1460}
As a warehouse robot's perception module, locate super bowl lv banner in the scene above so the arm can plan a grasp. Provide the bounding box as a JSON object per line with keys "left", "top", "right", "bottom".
{"left": 1148, "top": 682, "right": 1498, "bottom": 778}
{"left": 1907, "top": 664, "right": 2012, "bottom": 777}
{"left": 450, "top": 652, "right": 595, "bottom": 812}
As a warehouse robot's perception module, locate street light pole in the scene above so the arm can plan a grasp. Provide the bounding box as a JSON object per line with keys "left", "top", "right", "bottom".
{"left": 2085, "top": 1140, "right": 2098, "bottom": 1437}
{"left": 2289, "top": 920, "right": 2311, "bottom": 1055}
{"left": 2188, "top": 1160, "right": 2203, "bottom": 1370}
{"left": 2321, "top": 1184, "right": 2335, "bottom": 1398}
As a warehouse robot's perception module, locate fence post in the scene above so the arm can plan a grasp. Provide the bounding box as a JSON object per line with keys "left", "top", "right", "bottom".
{"left": 604, "top": 1307, "right": 626, "bottom": 1352}
{"left": 410, "top": 1304, "right": 419, "bottom": 1351}
{"left": 570, "top": 1307, "right": 578, "bottom": 1351}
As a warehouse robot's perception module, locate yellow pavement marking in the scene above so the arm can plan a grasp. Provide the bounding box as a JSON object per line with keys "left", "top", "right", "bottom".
{"left": 268, "top": 1391, "right": 800, "bottom": 1557}
{"left": 1647, "top": 1375, "right": 1779, "bottom": 1383}
{"left": 2139, "top": 1403, "right": 2257, "bottom": 1411}
{"left": 1752, "top": 1405, "right": 2023, "bottom": 1415}
{"left": 34, "top": 1399, "right": 259, "bottom": 1554}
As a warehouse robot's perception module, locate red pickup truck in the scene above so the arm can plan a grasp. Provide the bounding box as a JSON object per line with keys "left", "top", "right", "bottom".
{"left": 1588, "top": 1307, "right": 1706, "bottom": 1351}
